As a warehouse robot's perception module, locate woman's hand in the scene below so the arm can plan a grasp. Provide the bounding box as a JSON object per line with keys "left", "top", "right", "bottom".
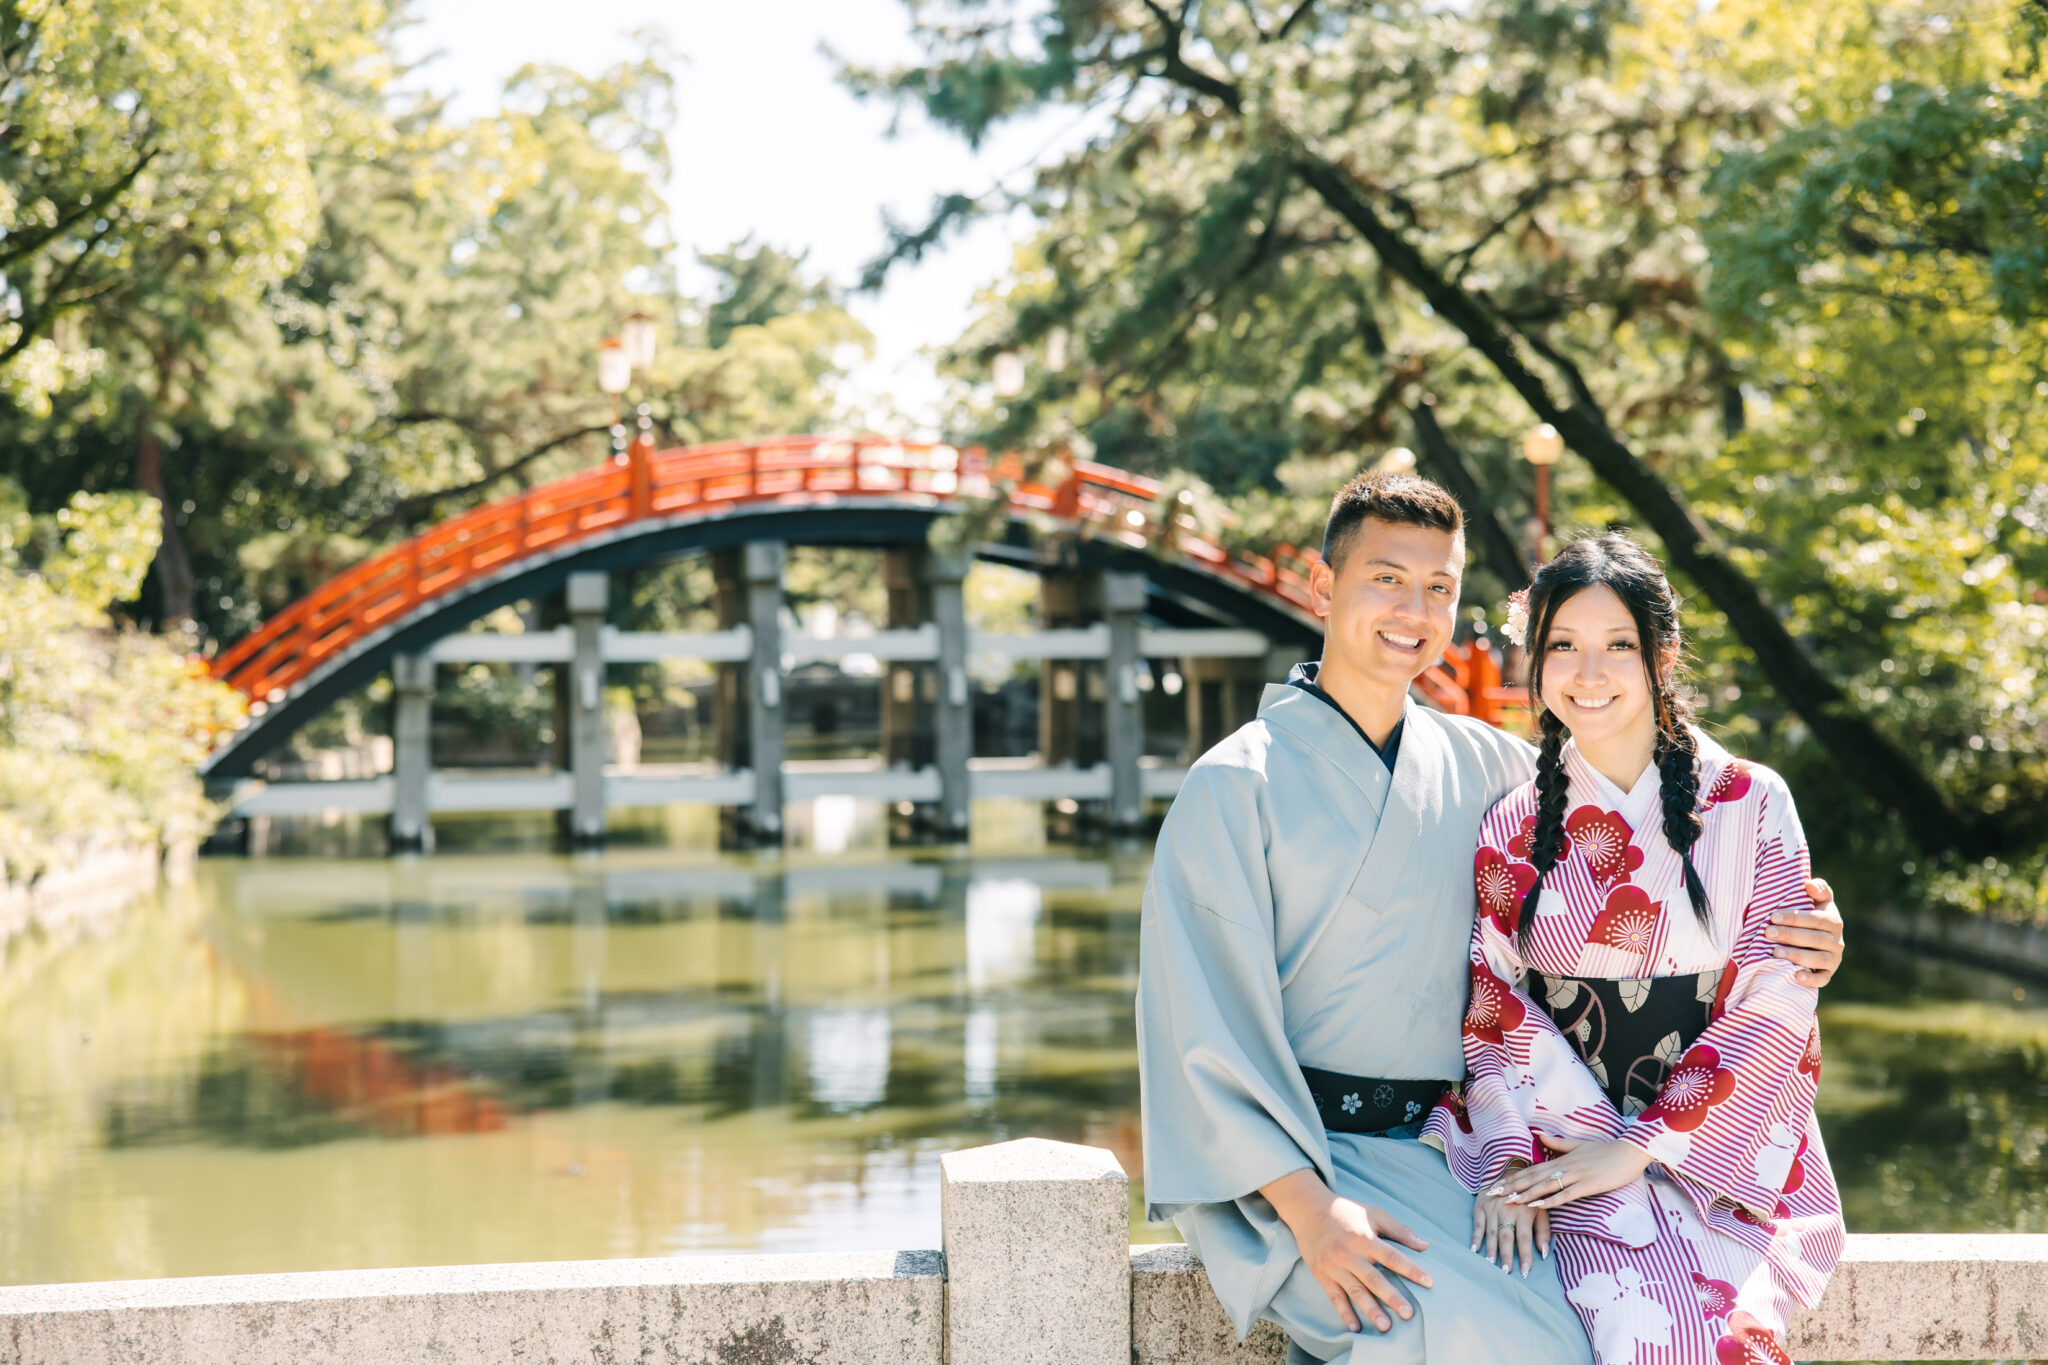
{"left": 1496, "top": 1134, "right": 1652, "bottom": 1209}
{"left": 1768, "top": 877, "right": 1847, "bottom": 988}
{"left": 1261, "top": 1168, "right": 1434, "bottom": 1333}
{"left": 1471, "top": 1188, "right": 1547, "bottom": 1277}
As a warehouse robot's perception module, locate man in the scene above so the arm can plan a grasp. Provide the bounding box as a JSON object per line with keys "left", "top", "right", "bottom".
{"left": 1136, "top": 472, "right": 1846, "bottom": 1364}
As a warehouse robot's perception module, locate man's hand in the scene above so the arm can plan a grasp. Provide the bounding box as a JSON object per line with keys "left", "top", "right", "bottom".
{"left": 1262, "top": 1168, "right": 1433, "bottom": 1333}
{"left": 1472, "top": 1188, "right": 1547, "bottom": 1278}
{"left": 1497, "top": 1135, "right": 1651, "bottom": 1210}
{"left": 1769, "top": 876, "right": 1847, "bottom": 988}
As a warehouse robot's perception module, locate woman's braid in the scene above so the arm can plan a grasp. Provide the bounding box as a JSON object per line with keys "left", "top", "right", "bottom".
{"left": 1654, "top": 694, "right": 1712, "bottom": 926}
{"left": 1518, "top": 707, "right": 1572, "bottom": 939}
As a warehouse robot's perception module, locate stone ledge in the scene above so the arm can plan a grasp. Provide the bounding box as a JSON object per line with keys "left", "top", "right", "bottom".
{"left": 0, "top": 1250, "right": 945, "bottom": 1365}
{"left": 1131, "top": 1236, "right": 2048, "bottom": 1364}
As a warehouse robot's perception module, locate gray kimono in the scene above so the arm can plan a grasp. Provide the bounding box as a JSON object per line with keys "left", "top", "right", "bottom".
{"left": 1138, "top": 686, "right": 1592, "bottom": 1365}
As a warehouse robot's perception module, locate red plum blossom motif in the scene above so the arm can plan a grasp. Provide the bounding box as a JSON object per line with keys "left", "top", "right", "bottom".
{"left": 1798, "top": 1028, "right": 1823, "bottom": 1080}
{"left": 1731, "top": 1204, "right": 1777, "bottom": 1233}
{"left": 1433, "top": 1091, "right": 1473, "bottom": 1134}
{"left": 1475, "top": 846, "right": 1539, "bottom": 934}
{"left": 1465, "top": 963, "right": 1526, "bottom": 1045}
{"left": 1564, "top": 806, "right": 1644, "bottom": 882}
{"left": 1691, "top": 1273, "right": 1736, "bottom": 1321}
{"left": 1507, "top": 814, "right": 1538, "bottom": 860}
{"left": 1705, "top": 760, "right": 1755, "bottom": 809}
{"left": 1588, "top": 884, "right": 1661, "bottom": 954}
{"left": 1778, "top": 1134, "right": 1810, "bottom": 1214}
{"left": 1641, "top": 1043, "right": 1737, "bottom": 1132}
{"left": 1714, "top": 1312, "right": 1791, "bottom": 1365}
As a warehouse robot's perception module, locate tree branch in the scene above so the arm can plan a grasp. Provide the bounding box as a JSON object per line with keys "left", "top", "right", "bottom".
{"left": 0, "top": 145, "right": 156, "bottom": 269}
{"left": 356, "top": 423, "right": 612, "bottom": 540}
{"left": 1286, "top": 151, "right": 1991, "bottom": 855}
{"left": 1408, "top": 399, "right": 1530, "bottom": 592}
{"left": 1274, "top": 1, "right": 1320, "bottom": 41}
{"left": 1139, "top": 1, "right": 1244, "bottom": 112}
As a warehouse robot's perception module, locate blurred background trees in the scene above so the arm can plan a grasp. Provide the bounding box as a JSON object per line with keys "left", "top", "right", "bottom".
{"left": 0, "top": 0, "right": 2037, "bottom": 918}
{"left": 0, "top": 0, "right": 867, "bottom": 649}
{"left": 852, "top": 0, "right": 2046, "bottom": 914}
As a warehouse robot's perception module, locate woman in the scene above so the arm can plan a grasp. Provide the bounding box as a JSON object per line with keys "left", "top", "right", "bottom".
{"left": 1421, "top": 533, "right": 1842, "bottom": 1365}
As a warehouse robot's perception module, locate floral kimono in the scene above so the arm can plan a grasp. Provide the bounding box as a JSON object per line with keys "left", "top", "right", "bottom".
{"left": 1422, "top": 730, "right": 1842, "bottom": 1365}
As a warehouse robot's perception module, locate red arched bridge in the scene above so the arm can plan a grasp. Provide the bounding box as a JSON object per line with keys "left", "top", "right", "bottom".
{"left": 207, "top": 435, "right": 1522, "bottom": 847}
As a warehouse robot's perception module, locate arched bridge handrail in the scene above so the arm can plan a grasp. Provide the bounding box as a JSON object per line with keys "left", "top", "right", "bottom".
{"left": 209, "top": 437, "right": 1325, "bottom": 708}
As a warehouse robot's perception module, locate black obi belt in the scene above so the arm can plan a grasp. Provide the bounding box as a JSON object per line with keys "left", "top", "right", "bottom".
{"left": 1526, "top": 968, "right": 1724, "bottom": 1117}
{"left": 1300, "top": 1067, "right": 1452, "bottom": 1135}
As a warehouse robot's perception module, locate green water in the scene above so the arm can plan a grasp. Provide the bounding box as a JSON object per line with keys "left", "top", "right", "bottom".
{"left": 2, "top": 808, "right": 2042, "bottom": 1287}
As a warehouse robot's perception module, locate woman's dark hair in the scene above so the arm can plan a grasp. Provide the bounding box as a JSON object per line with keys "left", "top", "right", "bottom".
{"left": 1517, "top": 532, "right": 1709, "bottom": 939}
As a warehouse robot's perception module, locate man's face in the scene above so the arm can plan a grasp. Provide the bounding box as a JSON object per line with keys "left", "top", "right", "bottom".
{"left": 1308, "top": 519, "right": 1463, "bottom": 691}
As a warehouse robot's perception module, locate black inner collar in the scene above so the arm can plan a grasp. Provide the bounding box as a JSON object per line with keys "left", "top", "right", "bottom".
{"left": 1285, "top": 661, "right": 1404, "bottom": 770}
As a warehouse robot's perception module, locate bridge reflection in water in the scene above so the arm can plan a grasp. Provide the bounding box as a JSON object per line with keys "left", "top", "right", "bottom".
{"left": 2, "top": 826, "right": 2043, "bottom": 1287}
{"left": 201, "top": 436, "right": 1522, "bottom": 853}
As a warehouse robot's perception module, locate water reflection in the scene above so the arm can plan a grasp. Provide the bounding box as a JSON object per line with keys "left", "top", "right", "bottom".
{"left": 0, "top": 828, "right": 2041, "bottom": 1288}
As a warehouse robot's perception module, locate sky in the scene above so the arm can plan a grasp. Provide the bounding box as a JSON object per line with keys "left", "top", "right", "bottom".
{"left": 396, "top": 0, "right": 1070, "bottom": 432}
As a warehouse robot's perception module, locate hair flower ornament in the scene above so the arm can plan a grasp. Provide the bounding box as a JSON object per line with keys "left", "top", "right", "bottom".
{"left": 1501, "top": 589, "right": 1530, "bottom": 649}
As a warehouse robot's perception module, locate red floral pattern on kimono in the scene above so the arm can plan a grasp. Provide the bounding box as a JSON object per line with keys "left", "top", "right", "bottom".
{"left": 1475, "top": 845, "right": 1539, "bottom": 936}
{"left": 1423, "top": 732, "right": 1844, "bottom": 1365}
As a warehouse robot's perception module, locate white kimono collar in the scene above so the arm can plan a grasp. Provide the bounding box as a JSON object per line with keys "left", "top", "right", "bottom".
{"left": 1560, "top": 725, "right": 1737, "bottom": 830}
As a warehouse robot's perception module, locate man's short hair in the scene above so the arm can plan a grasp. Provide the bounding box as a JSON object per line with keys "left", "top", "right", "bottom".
{"left": 1321, "top": 470, "right": 1466, "bottom": 568}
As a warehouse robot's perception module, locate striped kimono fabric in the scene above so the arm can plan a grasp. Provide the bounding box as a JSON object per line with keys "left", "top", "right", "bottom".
{"left": 1422, "top": 733, "right": 1843, "bottom": 1365}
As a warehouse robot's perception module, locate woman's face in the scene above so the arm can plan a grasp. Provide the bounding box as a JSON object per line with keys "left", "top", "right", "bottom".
{"left": 1537, "top": 583, "right": 1663, "bottom": 751}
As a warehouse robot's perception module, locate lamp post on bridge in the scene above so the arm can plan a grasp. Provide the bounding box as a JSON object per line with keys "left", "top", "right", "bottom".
{"left": 1520, "top": 422, "right": 1564, "bottom": 566}
{"left": 599, "top": 318, "right": 659, "bottom": 517}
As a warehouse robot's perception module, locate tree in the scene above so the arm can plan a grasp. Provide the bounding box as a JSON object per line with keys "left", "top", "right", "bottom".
{"left": 0, "top": 479, "right": 242, "bottom": 880}
{"left": 850, "top": 0, "right": 2042, "bottom": 860}
{"left": 0, "top": 12, "right": 869, "bottom": 646}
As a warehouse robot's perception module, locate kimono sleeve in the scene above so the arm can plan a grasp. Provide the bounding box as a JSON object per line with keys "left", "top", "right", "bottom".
{"left": 1621, "top": 775, "right": 1821, "bottom": 1220}
{"left": 1421, "top": 801, "right": 1537, "bottom": 1188}
{"left": 1137, "top": 762, "right": 1330, "bottom": 1222}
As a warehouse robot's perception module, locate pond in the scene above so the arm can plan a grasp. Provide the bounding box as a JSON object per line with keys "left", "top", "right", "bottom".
{"left": 2, "top": 805, "right": 2042, "bottom": 1288}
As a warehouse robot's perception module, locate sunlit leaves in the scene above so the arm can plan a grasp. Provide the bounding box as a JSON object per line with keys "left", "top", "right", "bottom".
{"left": 0, "top": 484, "right": 242, "bottom": 880}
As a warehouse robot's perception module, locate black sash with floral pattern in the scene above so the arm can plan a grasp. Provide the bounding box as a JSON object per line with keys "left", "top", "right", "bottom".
{"left": 1299, "top": 1068, "right": 1454, "bottom": 1135}
{"left": 1526, "top": 968, "right": 1724, "bottom": 1116}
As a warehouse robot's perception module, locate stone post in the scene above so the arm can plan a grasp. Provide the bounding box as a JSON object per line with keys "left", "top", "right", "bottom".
{"left": 929, "top": 547, "right": 972, "bottom": 841}
{"left": 565, "top": 572, "right": 608, "bottom": 847}
{"left": 388, "top": 653, "right": 434, "bottom": 853}
{"left": 1102, "top": 571, "right": 1146, "bottom": 831}
{"left": 714, "top": 542, "right": 786, "bottom": 847}
{"left": 939, "top": 1138, "right": 1129, "bottom": 1365}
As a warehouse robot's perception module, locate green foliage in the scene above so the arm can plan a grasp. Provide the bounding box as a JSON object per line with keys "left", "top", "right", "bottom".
{"left": 0, "top": 2, "right": 875, "bottom": 840}
{"left": 0, "top": 0, "right": 334, "bottom": 412}
{"left": 0, "top": 483, "right": 242, "bottom": 881}
{"left": 0, "top": 2, "right": 869, "bottom": 643}
{"left": 857, "top": 0, "right": 2044, "bottom": 911}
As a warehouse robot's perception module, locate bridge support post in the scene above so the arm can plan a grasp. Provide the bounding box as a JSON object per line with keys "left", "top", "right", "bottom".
{"left": 388, "top": 653, "right": 435, "bottom": 853}
{"left": 564, "top": 572, "right": 609, "bottom": 848}
{"left": 715, "top": 542, "right": 786, "bottom": 848}
{"left": 881, "top": 546, "right": 971, "bottom": 843}
{"left": 1103, "top": 572, "right": 1146, "bottom": 832}
{"left": 931, "top": 548, "right": 973, "bottom": 841}
{"left": 1039, "top": 571, "right": 1105, "bottom": 786}
{"left": 882, "top": 547, "right": 935, "bottom": 783}
{"left": 1185, "top": 655, "right": 1272, "bottom": 760}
